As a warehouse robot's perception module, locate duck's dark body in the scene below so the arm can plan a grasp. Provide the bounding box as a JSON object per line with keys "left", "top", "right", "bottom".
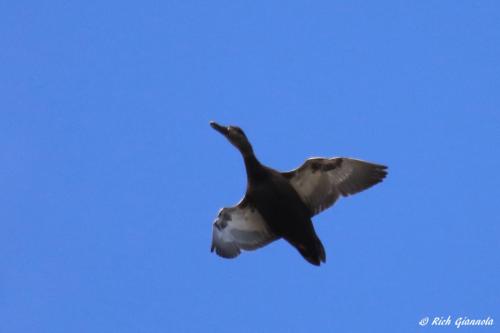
{"left": 244, "top": 155, "right": 325, "bottom": 265}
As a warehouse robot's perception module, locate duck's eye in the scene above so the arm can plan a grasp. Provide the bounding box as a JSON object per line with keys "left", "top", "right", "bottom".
{"left": 228, "top": 126, "right": 244, "bottom": 136}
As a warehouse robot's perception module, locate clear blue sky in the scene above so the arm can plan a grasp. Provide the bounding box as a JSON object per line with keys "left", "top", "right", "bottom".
{"left": 1, "top": 1, "right": 499, "bottom": 332}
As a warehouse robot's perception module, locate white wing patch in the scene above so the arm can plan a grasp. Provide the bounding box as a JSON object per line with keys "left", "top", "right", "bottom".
{"left": 211, "top": 204, "right": 277, "bottom": 259}
{"left": 284, "top": 158, "right": 388, "bottom": 216}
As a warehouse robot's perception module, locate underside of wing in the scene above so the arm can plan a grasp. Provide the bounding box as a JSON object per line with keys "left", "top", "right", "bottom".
{"left": 211, "top": 201, "right": 277, "bottom": 259}
{"left": 282, "top": 157, "right": 387, "bottom": 216}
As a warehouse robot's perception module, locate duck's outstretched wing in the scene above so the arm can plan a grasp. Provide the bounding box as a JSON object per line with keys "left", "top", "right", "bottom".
{"left": 282, "top": 158, "right": 387, "bottom": 216}
{"left": 211, "top": 201, "right": 277, "bottom": 259}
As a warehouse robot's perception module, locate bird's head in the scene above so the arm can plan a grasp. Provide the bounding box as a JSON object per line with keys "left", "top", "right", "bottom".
{"left": 210, "top": 121, "right": 253, "bottom": 155}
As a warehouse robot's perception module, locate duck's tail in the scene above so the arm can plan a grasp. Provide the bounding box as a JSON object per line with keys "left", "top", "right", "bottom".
{"left": 292, "top": 236, "right": 326, "bottom": 266}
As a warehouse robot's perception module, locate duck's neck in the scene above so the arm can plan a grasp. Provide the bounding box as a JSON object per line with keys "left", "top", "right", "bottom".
{"left": 242, "top": 150, "right": 266, "bottom": 181}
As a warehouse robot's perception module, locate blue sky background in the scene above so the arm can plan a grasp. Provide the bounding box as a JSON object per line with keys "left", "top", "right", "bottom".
{"left": 1, "top": 1, "right": 499, "bottom": 332}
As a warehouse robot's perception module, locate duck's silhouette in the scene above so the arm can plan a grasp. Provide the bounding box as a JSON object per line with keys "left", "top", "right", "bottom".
{"left": 210, "top": 121, "right": 387, "bottom": 266}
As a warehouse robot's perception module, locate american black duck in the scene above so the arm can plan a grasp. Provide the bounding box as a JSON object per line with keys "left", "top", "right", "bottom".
{"left": 210, "top": 121, "right": 387, "bottom": 266}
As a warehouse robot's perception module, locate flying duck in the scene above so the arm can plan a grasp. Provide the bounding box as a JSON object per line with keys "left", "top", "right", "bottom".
{"left": 210, "top": 121, "right": 387, "bottom": 266}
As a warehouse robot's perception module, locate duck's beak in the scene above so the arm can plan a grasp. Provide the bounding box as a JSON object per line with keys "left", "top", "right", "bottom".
{"left": 210, "top": 121, "right": 229, "bottom": 137}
